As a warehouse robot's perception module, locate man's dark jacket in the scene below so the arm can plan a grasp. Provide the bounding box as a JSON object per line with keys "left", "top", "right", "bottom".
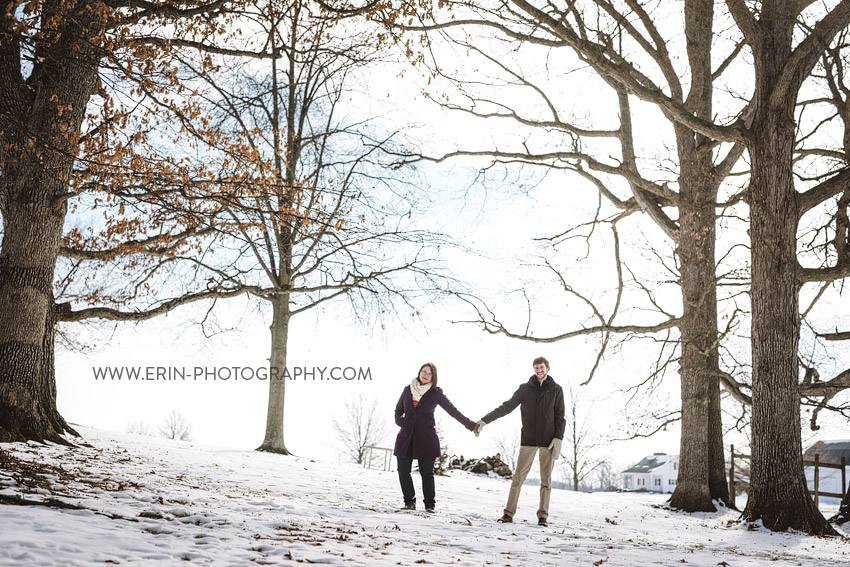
{"left": 482, "top": 375, "right": 566, "bottom": 447}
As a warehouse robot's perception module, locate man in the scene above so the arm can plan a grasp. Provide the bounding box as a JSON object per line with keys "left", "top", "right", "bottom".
{"left": 474, "top": 356, "right": 565, "bottom": 527}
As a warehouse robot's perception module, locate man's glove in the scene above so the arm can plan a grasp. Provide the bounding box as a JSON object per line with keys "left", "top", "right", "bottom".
{"left": 548, "top": 438, "right": 562, "bottom": 460}
{"left": 473, "top": 420, "right": 486, "bottom": 437}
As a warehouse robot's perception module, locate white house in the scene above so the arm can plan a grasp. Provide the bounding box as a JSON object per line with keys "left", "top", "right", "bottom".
{"left": 621, "top": 453, "right": 679, "bottom": 493}
{"left": 804, "top": 440, "right": 850, "bottom": 504}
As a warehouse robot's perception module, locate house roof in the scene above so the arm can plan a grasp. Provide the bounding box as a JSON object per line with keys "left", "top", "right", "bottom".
{"left": 803, "top": 440, "right": 850, "bottom": 464}
{"left": 623, "top": 453, "right": 678, "bottom": 474}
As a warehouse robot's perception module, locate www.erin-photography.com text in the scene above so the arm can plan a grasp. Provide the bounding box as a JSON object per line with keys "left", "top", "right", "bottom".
{"left": 92, "top": 366, "right": 373, "bottom": 381}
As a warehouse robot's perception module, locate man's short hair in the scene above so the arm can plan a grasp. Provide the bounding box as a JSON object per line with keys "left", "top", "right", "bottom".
{"left": 532, "top": 356, "right": 549, "bottom": 368}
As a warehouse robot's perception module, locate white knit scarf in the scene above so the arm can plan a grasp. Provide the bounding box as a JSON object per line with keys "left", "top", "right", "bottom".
{"left": 410, "top": 378, "right": 433, "bottom": 402}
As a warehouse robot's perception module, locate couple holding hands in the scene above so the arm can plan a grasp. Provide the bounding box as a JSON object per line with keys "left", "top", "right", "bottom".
{"left": 393, "top": 357, "right": 566, "bottom": 526}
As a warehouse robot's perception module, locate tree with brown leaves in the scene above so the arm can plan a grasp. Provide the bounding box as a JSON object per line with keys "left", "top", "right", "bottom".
{"left": 0, "top": 0, "right": 272, "bottom": 444}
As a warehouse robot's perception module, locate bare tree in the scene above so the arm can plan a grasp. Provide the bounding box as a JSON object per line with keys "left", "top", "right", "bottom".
{"left": 789, "top": 29, "right": 850, "bottom": 432}
{"left": 722, "top": 1, "right": 850, "bottom": 535}
{"left": 591, "top": 462, "right": 617, "bottom": 492}
{"left": 126, "top": 421, "right": 153, "bottom": 437}
{"left": 54, "top": 1, "right": 449, "bottom": 456}
{"left": 490, "top": 431, "right": 521, "bottom": 472}
{"left": 384, "top": 0, "right": 744, "bottom": 512}
{"left": 381, "top": 0, "right": 850, "bottom": 530}
{"left": 0, "top": 0, "right": 263, "bottom": 444}
{"left": 332, "top": 394, "right": 389, "bottom": 465}
{"left": 157, "top": 1, "right": 446, "bottom": 456}
{"left": 560, "top": 387, "right": 607, "bottom": 492}
{"left": 158, "top": 410, "right": 193, "bottom": 441}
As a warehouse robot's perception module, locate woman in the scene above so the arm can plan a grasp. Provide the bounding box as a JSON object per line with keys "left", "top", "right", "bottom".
{"left": 393, "top": 362, "right": 476, "bottom": 512}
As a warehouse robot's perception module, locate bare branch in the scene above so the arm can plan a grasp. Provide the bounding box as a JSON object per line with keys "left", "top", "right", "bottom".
{"left": 725, "top": 0, "right": 761, "bottom": 47}
{"left": 817, "top": 330, "right": 850, "bottom": 341}
{"left": 800, "top": 367, "right": 850, "bottom": 430}
{"left": 128, "top": 37, "right": 278, "bottom": 59}
{"left": 506, "top": 0, "right": 747, "bottom": 143}
{"left": 56, "top": 286, "right": 263, "bottom": 323}
{"left": 716, "top": 370, "right": 753, "bottom": 405}
{"left": 774, "top": 1, "right": 850, "bottom": 112}
{"left": 479, "top": 317, "right": 681, "bottom": 344}
{"left": 798, "top": 167, "right": 850, "bottom": 216}
{"left": 713, "top": 41, "right": 745, "bottom": 81}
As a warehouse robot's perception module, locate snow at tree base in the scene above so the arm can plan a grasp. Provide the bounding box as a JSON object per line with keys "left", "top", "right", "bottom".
{"left": 1, "top": 428, "right": 848, "bottom": 566}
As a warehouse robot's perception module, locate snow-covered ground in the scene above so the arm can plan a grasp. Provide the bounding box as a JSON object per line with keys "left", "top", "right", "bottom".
{"left": 1, "top": 427, "right": 848, "bottom": 566}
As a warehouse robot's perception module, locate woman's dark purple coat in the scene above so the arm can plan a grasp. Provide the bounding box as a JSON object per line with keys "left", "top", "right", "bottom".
{"left": 393, "top": 386, "right": 475, "bottom": 458}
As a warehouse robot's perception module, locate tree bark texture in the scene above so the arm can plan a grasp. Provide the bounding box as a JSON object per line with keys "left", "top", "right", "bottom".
{"left": 740, "top": 3, "right": 834, "bottom": 534}
{"left": 706, "top": 373, "right": 729, "bottom": 505}
{"left": 669, "top": 172, "right": 723, "bottom": 511}
{"left": 0, "top": 3, "right": 103, "bottom": 442}
{"left": 669, "top": 0, "right": 730, "bottom": 511}
{"left": 257, "top": 296, "right": 292, "bottom": 454}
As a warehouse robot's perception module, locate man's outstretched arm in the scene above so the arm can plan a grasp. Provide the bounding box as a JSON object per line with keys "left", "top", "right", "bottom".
{"left": 481, "top": 386, "right": 524, "bottom": 424}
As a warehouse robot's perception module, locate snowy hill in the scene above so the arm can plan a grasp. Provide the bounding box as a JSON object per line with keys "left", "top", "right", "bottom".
{"left": 1, "top": 427, "right": 848, "bottom": 566}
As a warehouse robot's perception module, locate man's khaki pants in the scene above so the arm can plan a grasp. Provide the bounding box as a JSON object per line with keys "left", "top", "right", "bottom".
{"left": 504, "top": 445, "right": 555, "bottom": 520}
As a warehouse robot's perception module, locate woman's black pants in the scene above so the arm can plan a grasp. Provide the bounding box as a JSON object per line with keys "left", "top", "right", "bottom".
{"left": 396, "top": 457, "right": 436, "bottom": 509}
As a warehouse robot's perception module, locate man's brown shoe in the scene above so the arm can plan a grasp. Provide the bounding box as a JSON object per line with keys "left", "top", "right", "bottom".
{"left": 497, "top": 514, "right": 513, "bottom": 523}
{"left": 538, "top": 517, "right": 548, "bottom": 527}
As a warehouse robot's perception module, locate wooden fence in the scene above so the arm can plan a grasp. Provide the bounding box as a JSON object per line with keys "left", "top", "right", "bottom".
{"left": 362, "top": 445, "right": 394, "bottom": 472}
{"left": 728, "top": 444, "right": 847, "bottom": 507}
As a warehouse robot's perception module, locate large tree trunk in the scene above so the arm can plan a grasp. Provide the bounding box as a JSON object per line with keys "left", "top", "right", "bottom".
{"left": 0, "top": 195, "right": 73, "bottom": 443}
{"left": 669, "top": 162, "right": 725, "bottom": 511}
{"left": 0, "top": 4, "right": 102, "bottom": 442}
{"left": 707, "top": 375, "right": 729, "bottom": 505}
{"left": 740, "top": 5, "right": 834, "bottom": 535}
{"left": 257, "top": 296, "right": 292, "bottom": 454}
{"left": 669, "top": 0, "right": 730, "bottom": 511}
{"left": 742, "top": 121, "right": 830, "bottom": 533}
